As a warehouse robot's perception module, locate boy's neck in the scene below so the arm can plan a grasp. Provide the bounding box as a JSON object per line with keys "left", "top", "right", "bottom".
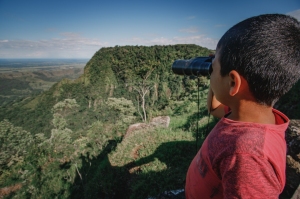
{"left": 227, "top": 100, "right": 275, "bottom": 124}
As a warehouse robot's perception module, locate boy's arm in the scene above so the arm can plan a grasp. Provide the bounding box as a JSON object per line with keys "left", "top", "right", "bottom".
{"left": 207, "top": 87, "right": 227, "bottom": 118}
{"left": 220, "top": 154, "right": 282, "bottom": 198}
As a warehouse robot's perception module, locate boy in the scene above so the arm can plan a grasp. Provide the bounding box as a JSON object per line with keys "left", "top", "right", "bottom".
{"left": 185, "top": 14, "right": 300, "bottom": 198}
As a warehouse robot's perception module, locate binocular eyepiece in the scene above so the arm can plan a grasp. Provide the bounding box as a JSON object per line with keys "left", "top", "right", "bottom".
{"left": 172, "top": 56, "right": 214, "bottom": 77}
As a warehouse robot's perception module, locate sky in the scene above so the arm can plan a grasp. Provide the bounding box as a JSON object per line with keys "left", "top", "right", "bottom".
{"left": 0, "top": 0, "right": 299, "bottom": 59}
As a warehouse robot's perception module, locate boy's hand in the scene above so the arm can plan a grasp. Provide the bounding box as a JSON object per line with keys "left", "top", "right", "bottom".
{"left": 207, "top": 87, "right": 227, "bottom": 118}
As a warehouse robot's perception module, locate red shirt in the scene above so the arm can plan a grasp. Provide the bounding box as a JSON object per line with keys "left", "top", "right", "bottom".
{"left": 185, "top": 109, "right": 289, "bottom": 199}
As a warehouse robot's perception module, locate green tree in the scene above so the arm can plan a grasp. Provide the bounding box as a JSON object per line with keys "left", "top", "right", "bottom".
{"left": 0, "top": 120, "right": 33, "bottom": 176}
{"left": 106, "top": 97, "right": 137, "bottom": 126}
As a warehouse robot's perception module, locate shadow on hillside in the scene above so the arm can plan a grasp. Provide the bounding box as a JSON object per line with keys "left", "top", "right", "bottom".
{"left": 180, "top": 106, "right": 218, "bottom": 149}
{"left": 69, "top": 140, "right": 131, "bottom": 199}
{"left": 69, "top": 139, "right": 200, "bottom": 199}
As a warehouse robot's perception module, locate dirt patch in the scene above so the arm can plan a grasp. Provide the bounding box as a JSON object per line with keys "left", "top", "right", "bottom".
{"left": 131, "top": 144, "right": 144, "bottom": 160}
{"left": 0, "top": 183, "right": 22, "bottom": 198}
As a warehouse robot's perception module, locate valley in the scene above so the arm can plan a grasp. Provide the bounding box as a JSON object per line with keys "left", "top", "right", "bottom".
{"left": 0, "top": 59, "right": 87, "bottom": 106}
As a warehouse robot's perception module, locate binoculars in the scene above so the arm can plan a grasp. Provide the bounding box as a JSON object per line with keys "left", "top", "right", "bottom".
{"left": 172, "top": 56, "right": 214, "bottom": 77}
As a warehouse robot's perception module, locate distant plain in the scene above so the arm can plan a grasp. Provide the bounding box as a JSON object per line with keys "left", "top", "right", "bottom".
{"left": 0, "top": 59, "right": 88, "bottom": 106}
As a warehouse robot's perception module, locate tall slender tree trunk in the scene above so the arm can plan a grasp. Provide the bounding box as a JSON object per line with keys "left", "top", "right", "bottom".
{"left": 142, "top": 93, "right": 147, "bottom": 122}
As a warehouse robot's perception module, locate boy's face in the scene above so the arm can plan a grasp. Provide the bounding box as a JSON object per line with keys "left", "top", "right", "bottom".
{"left": 210, "top": 50, "right": 230, "bottom": 105}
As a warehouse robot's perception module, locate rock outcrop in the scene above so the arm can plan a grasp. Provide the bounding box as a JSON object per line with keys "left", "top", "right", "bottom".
{"left": 150, "top": 116, "right": 170, "bottom": 128}
{"left": 125, "top": 116, "right": 170, "bottom": 138}
{"left": 280, "top": 120, "right": 300, "bottom": 199}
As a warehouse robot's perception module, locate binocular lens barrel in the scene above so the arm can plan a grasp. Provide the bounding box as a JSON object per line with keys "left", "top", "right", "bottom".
{"left": 172, "top": 56, "right": 213, "bottom": 76}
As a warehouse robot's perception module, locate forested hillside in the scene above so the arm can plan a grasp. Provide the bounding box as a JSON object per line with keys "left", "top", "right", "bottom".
{"left": 0, "top": 45, "right": 212, "bottom": 136}
{"left": 0, "top": 44, "right": 215, "bottom": 198}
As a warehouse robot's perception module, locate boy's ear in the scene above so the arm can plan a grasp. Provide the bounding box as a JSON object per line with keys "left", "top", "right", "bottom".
{"left": 228, "top": 70, "right": 242, "bottom": 96}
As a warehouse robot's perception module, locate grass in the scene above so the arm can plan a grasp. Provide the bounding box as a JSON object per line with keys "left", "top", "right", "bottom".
{"left": 106, "top": 126, "right": 196, "bottom": 198}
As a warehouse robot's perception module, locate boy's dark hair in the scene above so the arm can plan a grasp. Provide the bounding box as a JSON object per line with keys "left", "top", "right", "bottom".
{"left": 217, "top": 14, "right": 300, "bottom": 106}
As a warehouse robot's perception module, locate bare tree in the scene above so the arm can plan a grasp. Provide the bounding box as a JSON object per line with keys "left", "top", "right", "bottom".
{"left": 133, "top": 68, "right": 154, "bottom": 122}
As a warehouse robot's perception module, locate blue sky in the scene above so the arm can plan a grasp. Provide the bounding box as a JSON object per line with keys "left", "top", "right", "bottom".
{"left": 0, "top": 0, "right": 299, "bottom": 59}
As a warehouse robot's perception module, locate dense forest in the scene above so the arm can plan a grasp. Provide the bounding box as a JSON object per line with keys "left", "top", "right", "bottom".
{"left": 0, "top": 44, "right": 299, "bottom": 198}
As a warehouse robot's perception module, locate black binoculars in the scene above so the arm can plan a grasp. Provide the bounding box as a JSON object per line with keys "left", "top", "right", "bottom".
{"left": 172, "top": 56, "right": 214, "bottom": 77}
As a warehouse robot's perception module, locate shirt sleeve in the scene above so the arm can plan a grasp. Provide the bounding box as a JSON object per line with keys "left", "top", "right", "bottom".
{"left": 219, "top": 154, "right": 281, "bottom": 199}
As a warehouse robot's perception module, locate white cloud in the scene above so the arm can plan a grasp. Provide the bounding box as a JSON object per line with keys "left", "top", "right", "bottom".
{"left": 59, "top": 32, "right": 81, "bottom": 38}
{"left": 0, "top": 33, "right": 108, "bottom": 58}
{"left": 287, "top": 9, "right": 300, "bottom": 21}
{"left": 0, "top": 32, "right": 218, "bottom": 58}
{"left": 179, "top": 27, "right": 199, "bottom": 33}
{"left": 122, "top": 35, "right": 218, "bottom": 50}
